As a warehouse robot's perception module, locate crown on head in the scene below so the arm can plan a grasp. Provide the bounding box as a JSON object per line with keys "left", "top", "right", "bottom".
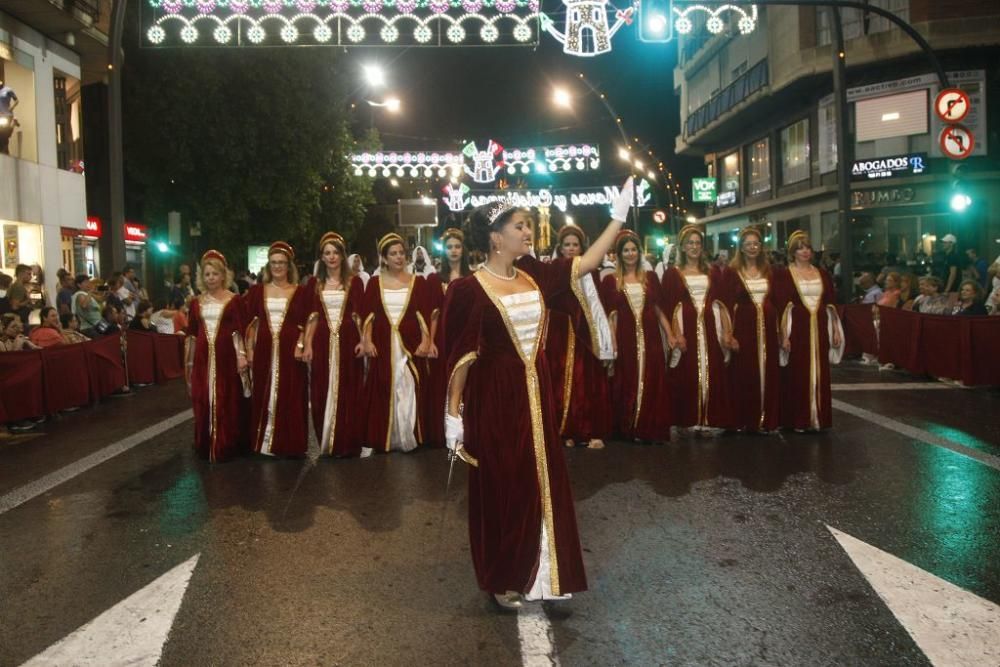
{"left": 486, "top": 199, "right": 516, "bottom": 225}
{"left": 201, "top": 249, "right": 227, "bottom": 268}
{"left": 378, "top": 233, "right": 405, "bottom": 255}
{"left": 268, "top": 241, "right": 295, "bottom": 261}
{"left": 319, "top": 232, "right": 345, "bottom": 251}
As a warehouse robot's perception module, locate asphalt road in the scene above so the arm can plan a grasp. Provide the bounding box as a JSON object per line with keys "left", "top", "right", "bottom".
{"left": 1, "top": 363, "right": 998, "bottom": 666}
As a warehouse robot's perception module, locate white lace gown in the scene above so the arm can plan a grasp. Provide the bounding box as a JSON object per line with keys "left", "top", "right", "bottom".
{"left": 319, "top": 289, "right": 345, "bottom": 453}
{"left": 683, "top": 274, "right": 711, "bottom": 411}
{"left": 200, "top": 299, "right": 224, "bottom": 414}
{"left": 384, "top": 287, "right": 418, "bottom": 452}
{"left": 497, "top": 289, "right": 571, "bottom": 602}
{"left": 797, "top": 277, "right": 823, "bottom": 428}
{"left": 260, "top": 296, "right": 288, "bottom": 455}
{"left": 744, "top": 275, "right": 769, "bottom": 414}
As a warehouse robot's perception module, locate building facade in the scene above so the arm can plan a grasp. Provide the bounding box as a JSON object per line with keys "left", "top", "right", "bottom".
{"left": 673, "top": 1, "right": 1000, "bottom": 272}
{"left": 0, "top": 0, "right": 109, "bottom": 301}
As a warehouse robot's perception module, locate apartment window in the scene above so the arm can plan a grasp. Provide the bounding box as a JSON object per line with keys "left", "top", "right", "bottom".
{"left": 747, "top": 137, "right": 770, "bottom": 196}
{"left": 781, "top": 119, "right": 810, "bottom": 185}
{"left": 818, "top": 0, "right": 910, "bottom": 46}
{"left": 53, "top": 73, "right": 84, "bottom": 172}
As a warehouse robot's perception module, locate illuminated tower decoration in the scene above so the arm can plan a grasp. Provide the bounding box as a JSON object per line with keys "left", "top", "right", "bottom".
{"left": 463, "top": 140, "right": 505, "bottom": 184}
{"left": 539, "top": 0, "right": 634, "bottom": 57}
{"left": 443, "top": 182, "right": 471, "bottom": 211}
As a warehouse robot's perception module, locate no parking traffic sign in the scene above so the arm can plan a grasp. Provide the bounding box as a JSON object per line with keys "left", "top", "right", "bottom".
{"left": 934, "top": 88, "right": 971, "bottom": 124}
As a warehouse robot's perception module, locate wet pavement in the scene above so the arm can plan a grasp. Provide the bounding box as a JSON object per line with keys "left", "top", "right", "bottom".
{"left": 1, "top": 363, "right": 999, "bottom": 666}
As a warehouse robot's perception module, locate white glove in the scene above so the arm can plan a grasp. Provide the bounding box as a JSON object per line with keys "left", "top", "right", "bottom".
{"left": 445, "top": 413, "right": 463, "bottom": 452}
{"left": 610, "top": 177, "right": 635, "bottom": 223}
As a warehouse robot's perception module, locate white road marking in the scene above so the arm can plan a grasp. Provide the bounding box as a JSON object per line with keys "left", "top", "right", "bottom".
{"left": 831, "top": 399, "right": 1000, "bottom": 472}
{"left": 828, "top": 527, "right": 1000, "bottom": 667}
{"left": 21, "top": 553, "right": 200, "bottom": 667}
{"left": 0, "top": 410, "right": 193, "bottom": 515}
{"left": 831, "top": 383, "right": 955, "bottom": 391}
{"left": 518, "top": 605, "right": 560, "bottom": 666}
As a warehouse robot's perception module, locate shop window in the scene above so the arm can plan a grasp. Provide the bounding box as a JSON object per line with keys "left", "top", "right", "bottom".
{"left": 53, "top": 72, "right": 84, "bottom": 172}
{"left": 717, "top": 151, "right": 740, "bottom": 207}
{"left": 747, "top": 137, "right": 770, "bottom": 196}
{"left": 0, "top": 55, "right": 37, "bottom": 162}
{"left": 781, "top": 119, "right": 810, "bottom": 185}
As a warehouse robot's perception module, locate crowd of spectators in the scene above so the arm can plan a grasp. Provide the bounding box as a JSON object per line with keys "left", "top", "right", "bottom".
{"left": 1, "top": 262, "right": 202, "bottom": 434}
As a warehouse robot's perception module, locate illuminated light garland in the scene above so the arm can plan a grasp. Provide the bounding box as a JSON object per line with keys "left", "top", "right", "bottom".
{"left": 441, "top": 179, "right": 653, "bottom": 213}
{"left": 350, "top": 141, "right": 600, "bottom": 184}
{"left": 351, "top": 151, "right": 465, "bottom": 177}
{"left": 672, "top": 3, "right": 758, "bottom": 36}
{"left": 144, "top": 0, "right": 541, "bottom": 47}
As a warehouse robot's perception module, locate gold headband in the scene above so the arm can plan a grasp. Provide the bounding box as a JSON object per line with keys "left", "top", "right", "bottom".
{"left": 378, "top": 233, "right": 405, "bottom": 255}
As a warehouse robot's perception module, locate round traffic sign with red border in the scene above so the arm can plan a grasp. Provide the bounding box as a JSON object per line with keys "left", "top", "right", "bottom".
{"left": 939, "top": 124, "right": 975, "bottom": 160}
{"left": 653, "top": 210, "right": 667, "bottom": 223}
{"left": 934, "top": 88, "right": 971, "bottom": 123}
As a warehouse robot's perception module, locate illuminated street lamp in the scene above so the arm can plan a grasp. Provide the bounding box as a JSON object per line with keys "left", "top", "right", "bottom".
{"left": 552, "top": 87, "right": 572, "bottom": 109}
{"left": 363, "top": 64, "right": 386, "bottom": 88}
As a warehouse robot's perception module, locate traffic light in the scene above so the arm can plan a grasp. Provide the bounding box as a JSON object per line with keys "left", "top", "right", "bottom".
{"left": 639, "top": 0, "right": 673, "bottom": 43}
{"left": 950, "top": 163, "right": 972, "bottom": 213}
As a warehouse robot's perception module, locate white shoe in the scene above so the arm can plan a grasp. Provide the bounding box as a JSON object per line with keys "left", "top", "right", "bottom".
{"left": 360, "top": 447, "right": 373, "bottom": 458}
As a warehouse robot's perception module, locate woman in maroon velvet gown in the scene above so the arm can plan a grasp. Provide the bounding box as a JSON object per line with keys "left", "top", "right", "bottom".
{"left": 546, "top": 225, "right": 614, "bottom": 449}
{"left": 422, "top": 228, "right": 472, "bottom": 448}
{"left": 303, "top": 232, "right": 366, "bottom": 457}
{"left": 245, "top": 241, "right": 312, "bottom": 457}
{"left": 775, "top": 231, "right": 844, "bottom": 431}
{"left": 662, "top": 225, "right": 732, "bottom": 432}
{"left": 601, "top": 230, "right": 674, "bottom": 442}
{"left": 360, "top": 233, "right": 432, "bottom": 453}
{"left": 443, "top": 181, "right": 634, "bottom": 610}
{"left": 184, "top": 250, "right": 249, "bottom": 462}
{"left": 721, "top": 226, "right": 782, "bottom": 433}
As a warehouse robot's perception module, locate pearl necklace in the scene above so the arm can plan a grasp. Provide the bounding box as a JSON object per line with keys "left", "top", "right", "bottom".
{"left": 481, "top": 262, "right": 518, "bottom": 281}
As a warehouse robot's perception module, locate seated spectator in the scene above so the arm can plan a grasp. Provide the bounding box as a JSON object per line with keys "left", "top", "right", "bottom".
{"left": 897, "top": 274, "right": 917, "bottom": 309}
{"left": 151, "top": 301, "right": 179, "bottom": 334}
{"left": 102, "top": 273, "right": 125, "bottom": 314}
{"left": 129, "top": 300, "right": 156, "bottom": 331}
{"left": 912, "top": 276, "right": 950, "bottom": 314}
{"left": 72, "top": 275, "right": 103, "bottom": 335}
{"left": 60, "top": 312, "right": 90, "bottom": 344}
{"left": 0, "top": 313, "right": 40, "bottom": 351}
{"left": 28, "top": 306, "right": 64, "bottom": 348}
{"left": 93, "top": 304, "right": 123, "bottom": 337}
{"left": 951, "top": 280, "right": 988, "bottom": 316}
{"left": 857, "top": 272, "right": 883, "bottom": 304}
{"left": 877, "top": 272, "right": 902, "bottom": 307}
{"left": 171, "top": 297, "right": 189, "bottom": 335}
{"left": 111, "top": 271, "right": 136, "bottom": 321}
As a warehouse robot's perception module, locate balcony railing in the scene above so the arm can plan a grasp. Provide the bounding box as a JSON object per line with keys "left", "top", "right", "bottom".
{"left": 685, "top": 58, "right": 769, "bottom": 138}
{"left": 65, "top": 0, "right": 100, "bottom": 22}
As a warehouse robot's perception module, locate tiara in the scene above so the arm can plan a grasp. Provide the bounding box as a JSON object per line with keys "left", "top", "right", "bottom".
{"left": 486, "top": 199, "right": 516, "bottom": 225}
